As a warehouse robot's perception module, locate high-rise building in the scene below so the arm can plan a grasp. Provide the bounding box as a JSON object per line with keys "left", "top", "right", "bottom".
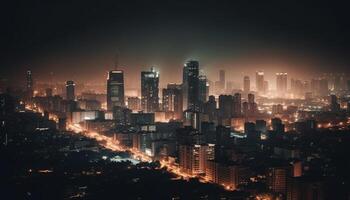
{"left": 26, "top": 69, "right": 34, "bottom": 98}
{"left": 66, "top": 80, "right": 75, "bottom": 101}
{"left": 256, "top": 71, "right": 264, "bottom": 94}
{"left": 162, "top": 84, "right": 183, "bottom": 120}
{"left": 198, "top": 75, "right": 209, "bottom": 104}
{"left": 203, "top": 95, "right": 217, "bottom": 122}
{"left": 107, "top": 70, "right": 125, "bottom": 111}
{"left": 243, "top": 76, "right": 250, "bottom": 93}
{"left": 276, "top": 72, "right": 288, "bottom": 96}
{"left": 141, "top": 67, "right": 159, "bottom": 113}
{"left": 267, "top": 166, "right": 287, "bottom": 194}
{"left": 182, "top": 60, "right": 199, "bottom": 111}
{"left": 179, "top": 143, "right": 215, "bottom": 175}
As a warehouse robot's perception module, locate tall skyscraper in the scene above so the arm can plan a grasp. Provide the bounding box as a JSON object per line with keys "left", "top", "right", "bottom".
{"left": 26, "top": 69, "right": 33, "bottom": 98}
{"left": 256, "top": 71, "right": 264, "bottom": 94}
{"left": 276, "top": 72, "right": 288, "bottom": 95}
{"left": 182, "top": 60, "right": 199, "bottom": 111}
{"left": 66, "top": 80, "right": 75, "bottom": 101}
{"left": 107, "top": 70, "right": 125, "bottom": 111}
{"left": 141, "top": 67, "right": 159, "bottom": 113}
{"left": 243, "top": 76, "right": 250, "bottom": 93}
{"left": 162, "top": 84, "right": 183, "bottom": 120}
{"left": 198, "top": 75, "right": 209, "bottom": 104}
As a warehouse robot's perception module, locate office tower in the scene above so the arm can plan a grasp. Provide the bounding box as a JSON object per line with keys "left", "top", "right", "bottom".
{"left": 26, "top": 69, "right": 34, "bottom": 98}
{"left": 198, "top": 75, "right": 209, "bottom": 104}
{"left": 203, "top": 95, "right": 217, "bottom": 122}
{"left": 219, "top": 95, "right": 233, "bottom": 119}
{"left": 256, "top": 71, "right": 264, "bottom": 94}
{"left": 182, "top": 60, "right": 199, "bottom": 111}
{"left": 276, "top": 72, "right": 288, "bottom": 96}
{"left": 219, "top": 69, "right": 225, "bottom": 90}
{"left": 127, "top": 97, "right": 141, "bottom": 111}
{"left": 107, "top": 70, "right": 125, "bottom": 111}
{"left": 162, "top": 84, "right": 183, "bottom": 120}
{"left": 65, "top": 80, "right": 75, "bottom": 101}
{"left": 141, "top": 67, "right": 159, "bottom": 113}
{"left": 319, "top": 79, "right": 329, "bottom": 97}
{"left": 245, "top": 122, "right": 260, "bottom": 141}
{"left": 232, "top": 93, "right": 241, "bottom": 117}
{"left": 243, "top": 76, "right": 250, "bottom": 93}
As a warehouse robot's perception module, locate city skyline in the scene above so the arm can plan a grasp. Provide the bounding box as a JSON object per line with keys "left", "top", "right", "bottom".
{"left": 2, "top": 1, "right": 350, "bottom": 199}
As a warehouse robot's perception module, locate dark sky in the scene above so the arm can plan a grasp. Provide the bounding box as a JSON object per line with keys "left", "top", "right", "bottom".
{"left": 1, "top": 0, "right": 350, "bottom": 88}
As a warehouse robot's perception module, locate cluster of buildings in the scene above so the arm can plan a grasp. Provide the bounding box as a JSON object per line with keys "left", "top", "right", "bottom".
{"left": 2, "top": 61, "right": 350, "bottom": 199}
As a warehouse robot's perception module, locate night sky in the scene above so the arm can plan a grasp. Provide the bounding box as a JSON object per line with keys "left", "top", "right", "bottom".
{"left": 1, "top": 0, "right": 350, "bottom": 88}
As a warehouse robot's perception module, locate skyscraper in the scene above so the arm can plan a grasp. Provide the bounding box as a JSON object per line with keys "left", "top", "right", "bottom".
{"left": 243, "top": 76, "right": 250, "bottom": 93}
{"left": 182, "top": 60, "right": 199, "bottom": 111}
{"left": 141, "top": 67, "right": 159, "bottom": 113}
{"left": 162, "top": 84, "right": 183, "bottom": 120}
{"left": 276, "top": 72, "right": 288, "bottom": 96}
{"left": 198, "top": 75, "right": 209, "bottom": 104}
{"left": 256, "top": 71, "right": 264, "bottom": 94}
{"left": 66, "top": 80, "right": 75, "bottom": 101}
{"left": 107, "top": 70, "right": 125, "bottom": 111}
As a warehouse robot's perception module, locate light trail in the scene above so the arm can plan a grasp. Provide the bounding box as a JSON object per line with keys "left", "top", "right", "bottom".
{"left": 67, "top": 123, "right": 199, "bottom": 181}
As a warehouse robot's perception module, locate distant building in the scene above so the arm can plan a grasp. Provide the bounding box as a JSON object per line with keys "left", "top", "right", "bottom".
{"left": 256, "top": 71, "right": 264, "bottom": 94}
{"left": 243, "top": 76, "right": 250, "bottom": 93}
{"left": 66, "top": 80, "right": 75, "bottom": 101}
{"left": 276, "top": 72, "right": 288, "bottom": 96}
{"left": 107, "top": 70, "right": 125, "bottom": 111}
{"left": 141, "top": 67, "right": 159, "bottom": 113}
{"left": 182, "top": 60, "right": 199, "bottom": 111}
{"left": 198, "top": 75, "right": 209, "bottom": 104}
